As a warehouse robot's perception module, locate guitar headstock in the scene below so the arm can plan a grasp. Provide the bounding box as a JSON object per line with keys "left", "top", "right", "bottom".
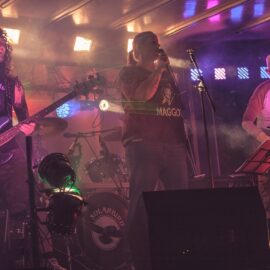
{"left": 74, "top": 73, "right": 106, "bottom": 98}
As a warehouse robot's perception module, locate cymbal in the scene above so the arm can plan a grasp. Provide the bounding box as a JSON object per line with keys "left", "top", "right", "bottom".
{"left": 101, "top": 126, "right": 122, "bottom": 142}
{"left": 35, "top": 117, "right": 68, "bottom": 137}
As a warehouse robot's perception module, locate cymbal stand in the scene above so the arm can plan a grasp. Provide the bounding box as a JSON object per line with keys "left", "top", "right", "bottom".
{"left": 99, "top": 136, "right": 129, "bottom": 200}
{"left": 64, "top": 236, "right": 72, "bottom": 270}
{"left": 67, "top": 135, "right": 82, "bottom": 175}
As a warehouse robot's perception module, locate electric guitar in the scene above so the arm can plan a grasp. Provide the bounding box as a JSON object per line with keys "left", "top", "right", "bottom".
{"left": 0, "top": 77, "right": 103, "bottom": 167}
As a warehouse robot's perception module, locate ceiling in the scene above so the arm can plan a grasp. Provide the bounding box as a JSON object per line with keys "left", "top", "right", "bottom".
{"left": 0, "top": 0, "right": 269, "bottom": 66}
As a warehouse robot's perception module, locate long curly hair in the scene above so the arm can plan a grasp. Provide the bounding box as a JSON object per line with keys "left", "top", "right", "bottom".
{"left": 0, "top": 28, "right": 13, "bottom": 76}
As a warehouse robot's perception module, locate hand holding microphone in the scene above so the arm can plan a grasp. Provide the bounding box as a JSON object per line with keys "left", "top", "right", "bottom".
{"left": 155, "top": 48, "right": 170, "bottom": 72}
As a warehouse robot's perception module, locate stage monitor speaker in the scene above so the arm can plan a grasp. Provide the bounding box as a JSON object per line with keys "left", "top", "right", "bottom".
{"left": 0, "top": 210, "right": 9, "bottom": 270}
{"left": 143, "top": 187, "right": 270, "bottom": 270}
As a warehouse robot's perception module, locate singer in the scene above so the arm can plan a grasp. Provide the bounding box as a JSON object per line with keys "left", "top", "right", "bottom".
{"left": 117, "top": 31, "right": 189, "bottom": 270}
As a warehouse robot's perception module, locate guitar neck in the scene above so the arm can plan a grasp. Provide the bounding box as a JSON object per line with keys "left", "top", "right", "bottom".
{"left": 0, "top": 90, "right": 77, "bottom": 147}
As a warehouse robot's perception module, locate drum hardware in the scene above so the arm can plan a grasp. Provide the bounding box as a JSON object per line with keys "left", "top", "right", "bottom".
{"left": 38, "top": 152, "right": 76, "bottom": 188}
{"left": 45, "top": 192, "right": 85, "bottom": 236}
{"left": 66, "top": 134, "right": 83, "bottom": 176}
{"left": 85, "top": 136, "right": 128, "bottom": 200}
{"left": 37, "top": 152, "right": 87, "bottom": 270}
{"left": 100, "top": 126, "right": 122, "bottom": 142}
{"left": 63, "top": 127, "right": 122, "bottom": 178}
{"left": 5, "top": 215, "right": 31, "bottom": 269}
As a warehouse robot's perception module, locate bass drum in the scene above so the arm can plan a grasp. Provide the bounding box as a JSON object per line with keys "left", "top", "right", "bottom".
{"left": 77, "top": 192, "right": 129, "bottom": 270}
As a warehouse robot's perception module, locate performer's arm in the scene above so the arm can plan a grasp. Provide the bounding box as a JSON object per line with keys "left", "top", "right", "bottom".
{"left": 119, "top": 60, "right": 167, "bottom": 102}
{"left": 242, "top": 83, "right": 269, "bottom": 142}
{"left": 13, "top": 79, "right": 35, "bottom": 135}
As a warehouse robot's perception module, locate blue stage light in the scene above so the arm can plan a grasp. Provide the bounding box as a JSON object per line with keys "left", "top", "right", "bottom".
{"left": 56, "top": 101, "right": 80, "bottom": 118}
{"left": 183, "top": 0, "right": 197, "bottom": 18}
{"left": 56, "top": 100, "right": 98, "bottom": 118}
{"left": 56, "top": 103, "right": 71, "bottom": 118}
{"left": 230, "top": 5, "right": 244, "bottom": 22}
{"left": 237, "top": 67, "right": 249, "bottom": 80}
{"left": 190, "top": 68, "right": 202, "bottom": 81}
{"left": 253, "top": 0, "right": 265, "bottom": 17}
{"left": 260, "top": 67, "right": 270, "bottom": 79}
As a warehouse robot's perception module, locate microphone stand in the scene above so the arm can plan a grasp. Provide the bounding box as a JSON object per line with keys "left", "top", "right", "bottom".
{"left": 187, "top": 49, "right": 216, "bottom": 188}
{"left": 26, "top": 136, "right": 41, "bottom": 268}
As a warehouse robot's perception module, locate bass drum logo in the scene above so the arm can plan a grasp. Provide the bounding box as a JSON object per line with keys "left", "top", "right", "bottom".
{"left": 78, "top": 192, "right": 128, "bottom": 269}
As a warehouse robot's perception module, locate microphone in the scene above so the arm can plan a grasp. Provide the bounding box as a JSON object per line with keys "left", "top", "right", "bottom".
{"left": 158, "top": 48, "right": 171, "bottom": 71}
{"left": 187, "top": 49, "right": 195, "bottom": 64}
{"left": 158, "top": 48, "right": 168, "bottom": 62}
{"left": 186, "top": 48, "right": 194, "bottom": 55}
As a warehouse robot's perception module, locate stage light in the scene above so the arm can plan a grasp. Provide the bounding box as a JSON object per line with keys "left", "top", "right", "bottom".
{"left": 74, "top": 36, "right": 92, "bottom": 51}
{"left": 214, "top": 68, "right": 226, "bottom": 80}
{"left": 237, "top": 67, "right": 249, "bottom": 80}
{"left": 3, "top": 27, "right": 20, "bottom": 44}
{"left": 99, "top": 99, "right": 109, "bottom": 111}
{"left": 260, "top": 67, "right": 270, "bottom": 79}
{"left": 253, "top": 0, "right": 265, "bottom": 18}
{"left": 230, "top": 5, "right": 244, "bottom": 22}
{"left": 127, "top": 38, "right": 133, "bottom": 52}
{"left": 207, "top": 0, "right": 220, "bottom": 22}
{"left": 56, "top": 100, "right": 97, "bottom": 118}
{"left": 56, "top": 103, "right": 72, "bottom": 118}
{"left": 99, "top": 99, "right": 124, "bottom": 113}
{"left": 127, "top": 22, "right": 135, "bottom": 32}
{"left": 183, "top": 0, "right": 197, "bottom": 18}
{"left": 190, "top": 68, "right": 203, "bottom": 81}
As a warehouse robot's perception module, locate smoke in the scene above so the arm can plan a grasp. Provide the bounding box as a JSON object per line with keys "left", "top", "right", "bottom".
{"left": 218, "top": 123, "right": 258, "bottom": 155}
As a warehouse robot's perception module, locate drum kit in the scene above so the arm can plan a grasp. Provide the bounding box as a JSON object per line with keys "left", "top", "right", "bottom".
{"left": 32, "top": 117, "right": 129, "bottom": 270}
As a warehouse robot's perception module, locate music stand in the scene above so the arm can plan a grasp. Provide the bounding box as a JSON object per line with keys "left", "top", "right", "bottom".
{"left": 235, "top": 140, "right": 270, "bottom": 175}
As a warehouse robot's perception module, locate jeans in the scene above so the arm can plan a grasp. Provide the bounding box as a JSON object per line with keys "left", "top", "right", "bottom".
{"left": 125, "top": 141, "right": 189, "bottom": 270}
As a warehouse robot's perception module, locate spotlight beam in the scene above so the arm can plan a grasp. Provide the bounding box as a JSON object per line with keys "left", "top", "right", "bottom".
{"left": 48, "top": 0, "right": 95, "bottom": 24}
{"left": 0, "top": 0, "right": 17, "bottom": 8}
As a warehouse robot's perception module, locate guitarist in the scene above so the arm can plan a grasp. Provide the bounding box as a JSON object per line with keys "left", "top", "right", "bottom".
{"left": 0, "top": 28, "right": 67, "bottom": 270}
{"left": 242, "top": 55, "right": 270, "bottom": 229}
{"left": 0, "top": 28, "right": 35, "bottom": 215}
